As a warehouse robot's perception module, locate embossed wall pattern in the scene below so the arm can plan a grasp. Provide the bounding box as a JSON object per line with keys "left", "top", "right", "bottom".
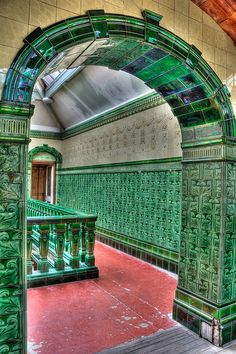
{"left": 179, "top": 162, "right": 223, "bottom": 303}
{"left": 62, "top": 105, "right": 182, "bottom": 168}
{"left": 223, "top": 162, "right": 236, "bottom": 303}
{"left": 58, "top": 170, "right": 181, "bottom": 252}
{"left": 0, "top": 143, "right": 26, "bottom": 351}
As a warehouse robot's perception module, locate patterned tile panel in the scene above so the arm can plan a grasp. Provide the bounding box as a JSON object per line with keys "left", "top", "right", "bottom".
{"left": 58, "top": 169, "right": 181, "bottom": 252}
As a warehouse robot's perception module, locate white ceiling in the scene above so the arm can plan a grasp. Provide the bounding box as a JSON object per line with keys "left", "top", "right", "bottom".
{"left": 31, "top": 65, "right": 153, "bottom": 132}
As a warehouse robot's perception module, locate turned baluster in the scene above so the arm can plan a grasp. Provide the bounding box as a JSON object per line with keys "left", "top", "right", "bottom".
{"left": 54, "top": 223, "right": 65, "bottom": 271}
{"left": 27, "top": 225, "right": 33, "bottom": 274}
{"left": 38, "top": 225, "right": 50, "bottom": 273}
{"left": 69, "top": 222, "right": 80, "bottom": 269}
{"left": 85, "top": 221, "right": 96, "bottom": 267}
{"left": 50, "top": 224, "right": 56, "bottom": 244}
{"left": 79, "top": 222, "right": 86, "bottom": 263}
{"left": 64, "top": 223, "right": 71, "bottom": 253}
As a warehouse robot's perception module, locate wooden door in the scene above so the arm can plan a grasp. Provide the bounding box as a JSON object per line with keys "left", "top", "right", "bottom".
{"left": 31, "top": 165, "right": 47, "bottom": 201}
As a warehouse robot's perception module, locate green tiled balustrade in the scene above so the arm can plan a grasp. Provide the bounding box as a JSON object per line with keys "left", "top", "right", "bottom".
{"left": 27, "top": 199, "right": 98, "bottom": 287}
{"left": 0, "top": 8, "right": 236, "bottom": 352}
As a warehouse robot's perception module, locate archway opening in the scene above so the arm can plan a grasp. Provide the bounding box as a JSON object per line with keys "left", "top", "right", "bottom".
{"left": 1, "top": 9, "right": 236, "bottom": 352}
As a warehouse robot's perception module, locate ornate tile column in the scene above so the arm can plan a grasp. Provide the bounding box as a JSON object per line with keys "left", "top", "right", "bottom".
{"left": 174, "top": 143, "right": 236, "bottom": 346}
{"left": 0, "top": 103, "right": 32, "bottom": 353}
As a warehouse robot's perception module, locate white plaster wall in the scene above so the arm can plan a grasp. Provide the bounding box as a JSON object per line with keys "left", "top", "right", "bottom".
{"left": 29, "top": 138, "right": 63, "bottom": 155}
{"left": 61, "top": 103, "right": 182, "bottom": 168}
{"left": 31, "top": 101, "right": 62, "bottom": 132}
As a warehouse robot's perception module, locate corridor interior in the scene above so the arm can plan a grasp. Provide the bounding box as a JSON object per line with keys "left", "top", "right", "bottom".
{"left": 27, "top": 241, "right": 177, "bottom": 354}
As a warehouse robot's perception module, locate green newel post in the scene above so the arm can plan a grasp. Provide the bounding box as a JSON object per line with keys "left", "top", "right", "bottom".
{"left": 69, "top": 222, "right": 80, "bottom": 269}
{"left": 65, "top": 223, "right": 71, "bottom": 253}
{"left": 85, "top": 221, "right": 96, "bottom": 267}
{"left": 0, "top": 103, "right": 32, "bottom": 353}
{"left": 79, "top": 222, "right": 86, "bottom": 263}
{"left": 38, "top": 225, "right": 50, "bottom": 273}
{"left": 174, "top": 143, "right": 236, "bottom": 346}
{"left": 54, "top": 223, "right": 65, "bottom": 271}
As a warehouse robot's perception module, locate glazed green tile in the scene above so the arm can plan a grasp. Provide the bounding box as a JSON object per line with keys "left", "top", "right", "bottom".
{"left": 0, "top": 288, "right": 22, "bottom": 315}
{"left": 222, "top": 325, "right": 232, "bottom": 345}
{"left": 202, "top": 303, "right": 217, "bottom": 316}
{"left": 147, "top": 65, "right": 190, "bottom": 88}
{"left": 115, "top": 43, "right": 152, "bottom": 70}
{"left": 219, "top": 306, "right": 231, "bottom": 318}
{"left": 191, "top": 98, "right": 212, "bottom": 111}
{"left": 158, "top": 30, "right": 175, "bottom": 51}
{"left": 173, "top": 100, "right": 214, "bottom": 117}
{"left": 142, "top": 10, "right": 163, "bottom": 26}
{"left": 136, "top": 55, "right": 181, "bottom": 82}
{"left": 171, "top": 39, "right": 189, "bottom": 60}
{"left": 202, "top": 108, "right": 221, "bottom": 123}
{"left": 70, "top": 27, "right": 94, "bottom": 42}
{"left": 34, "top": 38, "right": 56, "bottom": 61}
{"left": 49, "top": 31, "right": 74, "bottom": 52}
{"left": 165, "top": 95, "right": 183, "bottom": 108}
{"left": 126, "top": 24, "right": 145, "bottom": 37}
{"left": 173, "top": 105, "right": 194, "bottom": 116}
{"left": 176, "top": 290, "right": 186, "bottom": 301}
{"left": 145, "top": 27, "right": 159, "bottom": 45}
{"left": 91, "top": 19, "right": 108, "bottom": 39}
{"left": 186, "top": 46, "right": 202, "bottom": 69}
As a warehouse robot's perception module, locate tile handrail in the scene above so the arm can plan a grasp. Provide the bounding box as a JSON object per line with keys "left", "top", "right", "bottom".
{"left": 27, "top": 198, "right": 97, "bottom": 218}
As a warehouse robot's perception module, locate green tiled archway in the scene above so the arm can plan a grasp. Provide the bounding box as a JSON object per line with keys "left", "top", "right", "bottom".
{"left": 2, "top": 9, "right": 235, "bottom": 145}
{"left": 1, "top": 9, "right": 236, "bottom": 353}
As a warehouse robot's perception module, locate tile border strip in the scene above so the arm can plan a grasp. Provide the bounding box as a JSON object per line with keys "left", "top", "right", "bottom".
{"left": 96, "top": 229, "right": 179, "bottom": 274}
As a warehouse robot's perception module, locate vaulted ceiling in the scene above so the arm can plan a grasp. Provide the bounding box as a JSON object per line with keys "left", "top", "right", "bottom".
{"left": 192, "top": 0, "right": 236, "bottom": 44}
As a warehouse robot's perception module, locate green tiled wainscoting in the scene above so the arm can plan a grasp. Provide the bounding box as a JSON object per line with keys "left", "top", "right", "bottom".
{"left": 57, "top": 159, "right": 182, "bottom": 272}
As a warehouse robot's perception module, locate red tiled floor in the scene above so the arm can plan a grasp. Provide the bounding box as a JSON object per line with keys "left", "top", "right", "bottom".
{"left": 27, "top": 242, "right": 177, "bottom": 354}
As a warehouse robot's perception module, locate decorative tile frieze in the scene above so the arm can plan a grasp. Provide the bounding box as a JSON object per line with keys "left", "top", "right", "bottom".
{"left": 183, "top": 145, "right": 223, "bottom": 161}
{"left": 59, "top": 158, "right": 182, "bottom": 175}
{"left": 181, "top": 123, "right": 223, "bottom": 146}
{"left": 183, "top": 144, "right": 236, "bottom": 162}
{"left": 0, "top": 116, "right": 30, "bottom": 141}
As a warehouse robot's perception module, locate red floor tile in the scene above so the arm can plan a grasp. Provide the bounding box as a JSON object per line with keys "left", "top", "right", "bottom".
{"left": 27, "top": 242, "right": 177, "bottom": 354}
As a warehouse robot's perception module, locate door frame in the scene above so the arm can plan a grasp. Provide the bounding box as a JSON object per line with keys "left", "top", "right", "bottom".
{"left": 31, "top": 160, "right": 56, "bottom": 203}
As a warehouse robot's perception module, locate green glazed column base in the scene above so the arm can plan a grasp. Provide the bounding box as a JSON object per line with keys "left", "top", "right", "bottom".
{"left": 174, "top": 288, "right": 236, "bottom": 346}
{"left": 85, "top": 255, "right": 95, "bottom": 266}
{"left": 54, "top": 258, "right": 65, "bottom": 271}
{"left": 79, "top": 251, "right": 86, "bottom": 263}
{"left": 38, "top": 260, "right": 49, "bottom": 273}
{"left": 69, "top": 257, "right": 80, "bottom": 269}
